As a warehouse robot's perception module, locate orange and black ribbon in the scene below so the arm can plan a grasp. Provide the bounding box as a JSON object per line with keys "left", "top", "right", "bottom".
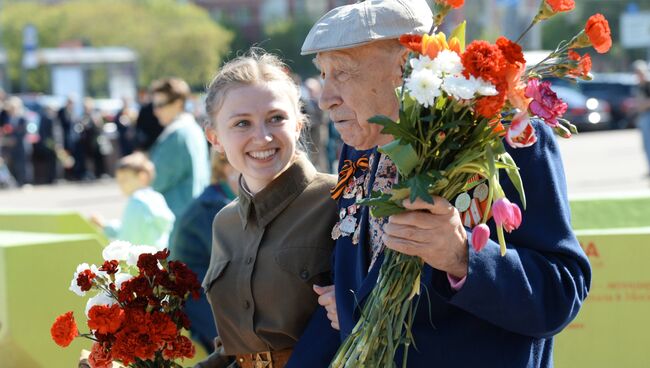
{"left": 330, "top": 157, "right": 369, "bottom": 200}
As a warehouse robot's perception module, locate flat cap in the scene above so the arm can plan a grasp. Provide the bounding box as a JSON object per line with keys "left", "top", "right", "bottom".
{"left": 301, "top": 0, "right": 434, "bottom": 55}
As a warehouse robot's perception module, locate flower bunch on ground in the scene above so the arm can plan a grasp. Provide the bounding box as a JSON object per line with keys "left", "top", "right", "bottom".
{"left": 51, "top": 241, "right": 201, "bottom": 368}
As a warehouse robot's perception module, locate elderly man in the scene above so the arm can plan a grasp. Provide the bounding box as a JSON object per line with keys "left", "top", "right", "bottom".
{"left": 287, "top": 1, "right": 591, "bottom": 367}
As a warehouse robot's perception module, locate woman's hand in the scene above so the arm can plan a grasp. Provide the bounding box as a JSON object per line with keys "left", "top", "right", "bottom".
{"left": 313, "top": 285, "right": 339, "bottom": 330}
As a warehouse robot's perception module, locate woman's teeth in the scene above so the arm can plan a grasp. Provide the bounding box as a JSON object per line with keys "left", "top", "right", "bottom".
{"left": 249, "top": 149, "right": 277, "bottom": 160}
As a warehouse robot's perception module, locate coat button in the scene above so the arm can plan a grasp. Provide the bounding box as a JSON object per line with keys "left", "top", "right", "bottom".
{"left": 246, "top": 257, "right": 253, "bottom": 265}
{"left": 243, "top": 300, "right": 250, "bottom": 309}
{"left": 300, "top": 269, "right": 310, "bottom": 280}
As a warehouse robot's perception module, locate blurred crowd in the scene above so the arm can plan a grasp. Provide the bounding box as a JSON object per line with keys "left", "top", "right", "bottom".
{"left": 0, "top": 74, "right": 341, "bottom": 189}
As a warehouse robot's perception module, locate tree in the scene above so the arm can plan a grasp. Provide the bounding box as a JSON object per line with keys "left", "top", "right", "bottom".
{"left": 0, "top": 0, "right": 233, "bottom": 92}
{"left": 263, "top": 17, "right": 320, "bottom": 78}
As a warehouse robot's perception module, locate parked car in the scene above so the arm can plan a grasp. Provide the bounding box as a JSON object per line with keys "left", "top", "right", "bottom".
{"left": 551, "top": 85, "right": 612, "bottom": 131}
{"left": 577, "top": 73, "right": 638, "bottom": 129}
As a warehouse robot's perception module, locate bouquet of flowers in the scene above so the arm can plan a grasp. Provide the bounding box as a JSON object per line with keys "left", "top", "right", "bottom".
{"left": 50, "top": 241, "right": 201, "bottom": 368}
{"left": 331, "top": 0, "right": 611, "bottom": 366}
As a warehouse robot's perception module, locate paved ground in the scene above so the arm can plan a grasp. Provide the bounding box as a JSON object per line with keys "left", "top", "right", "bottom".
{"left": 0, "top": 128, "right": 648, "bottom": 222}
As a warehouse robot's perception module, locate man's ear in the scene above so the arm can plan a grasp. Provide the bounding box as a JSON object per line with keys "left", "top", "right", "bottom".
{"left": 398, "top": 47, "right": 409, "bottom": 76}
{"left": 205, "top": 126, "right": 224, "bottom": 153}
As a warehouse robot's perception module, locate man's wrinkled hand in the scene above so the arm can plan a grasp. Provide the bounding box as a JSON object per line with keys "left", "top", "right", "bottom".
{"left": 383, "top": 197, "right": 468, "bottom": 279}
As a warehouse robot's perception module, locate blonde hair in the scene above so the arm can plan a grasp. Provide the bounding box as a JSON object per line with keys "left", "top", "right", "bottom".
{"left": 210, "top": 148, "right": 231, "bottom": 184}
{"left": 116, "top": 152, "right": 156, "bottom": 182}
{"left": 205, "top": 49, "right": 307, "bottom": 133}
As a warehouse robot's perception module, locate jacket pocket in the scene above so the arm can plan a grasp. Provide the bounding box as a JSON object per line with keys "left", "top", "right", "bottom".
{"left": 202, "top": 259, "right": 229, "bottom": 292}
{"left": 274, "top": 247, "right": 332, "bottom": 284}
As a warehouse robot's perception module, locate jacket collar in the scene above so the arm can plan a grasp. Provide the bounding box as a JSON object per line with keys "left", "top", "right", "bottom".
{"left": 236, "top": 154, "right": 317, "bottom": 229}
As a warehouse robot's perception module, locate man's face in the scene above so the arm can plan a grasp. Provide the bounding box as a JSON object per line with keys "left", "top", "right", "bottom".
{"left": 317, "top": 42, "right": 406, "bottom": 150}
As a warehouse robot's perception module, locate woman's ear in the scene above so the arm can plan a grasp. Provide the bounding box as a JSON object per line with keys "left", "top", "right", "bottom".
{"left": 205, "top": 126, "right": 224, "bottom": 153}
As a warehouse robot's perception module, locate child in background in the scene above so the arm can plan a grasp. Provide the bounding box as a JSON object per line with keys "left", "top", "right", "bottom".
{"left": 90, "top": 152, "right": 174, "bottom": 249}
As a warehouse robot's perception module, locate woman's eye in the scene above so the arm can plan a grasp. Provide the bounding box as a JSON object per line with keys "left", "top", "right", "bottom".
{"left": 234, "top": 120, "right": 249, "bottom": 127}
{"left": 270, "top": 115, "right": 287, "bottom": 124}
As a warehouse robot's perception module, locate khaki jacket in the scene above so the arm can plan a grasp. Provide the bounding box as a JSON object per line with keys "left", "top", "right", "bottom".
{"left": 200, "top": 156, "right": 337, "bottom": 362}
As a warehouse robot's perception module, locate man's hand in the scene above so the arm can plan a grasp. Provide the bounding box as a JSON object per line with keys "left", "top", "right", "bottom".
{"left": 383, "top": 197, "right": 468, "bottom": 279}
{"left": 313, "top": 285, "right": 339, "bottom": 330}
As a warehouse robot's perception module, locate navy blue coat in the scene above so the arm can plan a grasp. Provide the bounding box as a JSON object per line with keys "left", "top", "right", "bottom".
{"left": 288, "top": 121, "right": 591, "bottom": 368}
{"left": 170, "top": 183, "right": 235, "bottom": 353}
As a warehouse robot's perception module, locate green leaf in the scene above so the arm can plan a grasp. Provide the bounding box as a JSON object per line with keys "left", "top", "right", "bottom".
{"left": 378, "top": 139, "right": 419, "bottom": 177}
{"left": 368, "top": 115, "right": 419, "bottom": 144}
{"left": 501, "top": 151, "right": 527, "bottom": 209}
{"left": 406, "top": 174, "right": 436, "bottom": 204}
{"left": 450, "top": 21, "right": 466, "bottom": 52}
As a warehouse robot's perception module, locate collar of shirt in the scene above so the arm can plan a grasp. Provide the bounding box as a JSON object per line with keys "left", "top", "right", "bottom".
{"left": 236, "top": 154, "right": 317, "bottom": 229}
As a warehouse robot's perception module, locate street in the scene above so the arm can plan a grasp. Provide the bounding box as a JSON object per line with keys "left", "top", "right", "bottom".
{"left": 0, "top": 129, "right": 649, "bottom": 221}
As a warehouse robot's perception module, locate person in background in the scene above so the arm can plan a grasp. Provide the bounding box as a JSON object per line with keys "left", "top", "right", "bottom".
{"left": 303, "top": 77, "right": 328, "bottom": 172}
{"left": 114, "top": 96, "right": 137, "bottom": 157}
{"left": 149, "top": 77, "right": 210, "bottom": 218}
{"left": 134, "top": 88, "right": 164, "bottom": 152}
{"left": 90, "top": 152, "right": 174, "bottom": 249}
{"left": 4, "top": 97, "right": 29, "bottom": 186}
{"left": 170, "top": 149, "right": 238, "bottom": 354}
{"left": 633, "top": 60, "right": 650, "bottom": 176}
{"left": 32, "top": 104, "right": 58, "bottom": 184}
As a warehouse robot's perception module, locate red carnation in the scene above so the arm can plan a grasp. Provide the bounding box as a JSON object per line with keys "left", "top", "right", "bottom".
{"left": 585, "top": 14, "right": 611, "bottom": 54}
{"left": 168, "top": 261, "right": 201, "bottom": 299}
{"left": 435, "top": 0, "right": 464, "bottom": 8}
{"left": 475, "top": 92, "right": 507, "bottom": 119}
{"left": 88, "top": 342, "right": 113, "bottom": 368}
{"left": 51, "top": 311, "right": 79, "bottom": 347}
{"left": 137, "top": 253, "right": 160, "bottom": 277}
{"left": 545, "top": 0, "right": 574, "bottom": 12}
{"left": 399, "top": 34, "right": 424, "bottom": 55}
{"left": 568, "top": 50, "right": 592, "bottom": 78}
{"left": 525, "top": 79, "right": 568, "bottom": 127}
{"left": 76, "top": 269, "right": 96, "bottom": 292}
{"left": 163, "top": 335, "right": 196, "bottom": 360}
{"left": 88, "top": 304, "right": 125, "bottom": 335}
{"left": 461, "top": 40, "right": 507, "bottom": 84}
{"left": 150, "top": 311, "right": 179, "bottom": 343}
{"left": 99, "top": 260, "right": 119, "bottom": 275}
{"left": 496, "top": 37, "right": 525, "bottom": 65}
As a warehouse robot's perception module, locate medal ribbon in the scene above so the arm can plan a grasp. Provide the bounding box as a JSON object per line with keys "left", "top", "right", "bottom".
{"left": 330, "top": 156, "right": 369, "bottom": 200}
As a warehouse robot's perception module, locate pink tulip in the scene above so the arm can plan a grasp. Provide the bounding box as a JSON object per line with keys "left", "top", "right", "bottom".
{"left": 492, "top": 198, "right": 522, "bottom": 233}
{"left": 471, "top": 223, "right": 490, "bottom": 252}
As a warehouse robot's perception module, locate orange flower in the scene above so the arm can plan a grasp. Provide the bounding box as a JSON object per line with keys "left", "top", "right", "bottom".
{"left": 399, "top": 34, "right": 423, "bottom": 54}
{"left": 545, "top": 0, "right": 574, "bottom": 12}
{"left": 585, "top": 14, "right": 612, "bottom": 53}
{"left": 504, "top": 63, "right": 531, "bottom": 112}
{"left": 422, "top": 33, "right": 461, "bottom": 59}
{"left": 436, "top": 0, "right": 464, "bottom": 9}
{"left": 496, "top": 37, "right": 525, "bottom": 65}
{"left": 475, "top": 88, "right": 507, "bottom": 119}
{"left": 51, "top": 311, "right": 79, "bottom": 347}
{"left": 568, "top": 50, "right": 592, "bottom": 78}
{"left": 461, "top": 40, "right": 507, "bottom": 84}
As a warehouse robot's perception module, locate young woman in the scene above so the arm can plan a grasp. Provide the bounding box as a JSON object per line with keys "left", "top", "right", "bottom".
{"left": 196, "top": 51, "right": 337, "bottom": 368}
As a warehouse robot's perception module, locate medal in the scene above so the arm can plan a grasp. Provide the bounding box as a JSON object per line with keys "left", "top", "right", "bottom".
{"left": 339, "top": 215, "right": 357, "bottom": 235}
{"left": 454, "top": 192, "right": 471, "bottom": 213}
{"left": 474, "top": 183, "right": 489, "bottom": 201}
{"left": 331, "top": 222, "right": 342, "bottom": 240}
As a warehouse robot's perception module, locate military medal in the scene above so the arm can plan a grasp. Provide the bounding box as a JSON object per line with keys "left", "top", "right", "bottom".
{"left": 454, "top": 192, "right": 471, "bottom": 213}
{"left": 339, "top": 214, "right": 357, "bottom": 235}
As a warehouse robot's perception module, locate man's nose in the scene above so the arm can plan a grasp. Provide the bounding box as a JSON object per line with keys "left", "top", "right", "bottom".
{"left": 319, "top": 78, "right": 342, "bottom": 112}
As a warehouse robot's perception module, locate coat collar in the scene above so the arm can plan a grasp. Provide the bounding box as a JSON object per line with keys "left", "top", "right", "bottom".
{"left": 236, "top": 154, "right": 317, "bottom": 229}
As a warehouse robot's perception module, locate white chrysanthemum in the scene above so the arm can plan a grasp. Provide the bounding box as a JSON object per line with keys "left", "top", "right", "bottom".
{"left": 85, "top": 292, "right": 116, "bottom": 317}
{"left": 432, "top": 50, "right": 463, "bottom": 75}
{"left": 409, "top": 55, "right": 436, "bottom": 73}
{"left": 69, "top": 263, "right": 91, "bottom": 297}
{"left": 442, "top": 75, "right": 481, "bottom": 100}
{"left": 405, "top": 69, "right": 442, "bottom": 108}
{"left": 102, "top": 240, "right": 132, "bottom": 262}
{"left": 476, "top": 77, "right": 499, "bottom": 96}
{"left": 126, "top": 245, "right": 160, "bottom": 267}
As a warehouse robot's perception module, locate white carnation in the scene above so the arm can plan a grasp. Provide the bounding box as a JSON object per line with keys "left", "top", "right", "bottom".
{"left": 442, "top": 75, "right": 481, "bottom": 100}
{"left": 405, "top": 69, "right": 442, "bottom": 108}
{"left": 85, "top": 292, "right": 116, "bottom": 317}
{"left": 114, "top": 272, "right": 134, "bottom": 290}
{"left": 102, "top": 240, "right": 132, "bottom": 262}
{"left": 69, "top": 263, "right": 92, "bottom": 297}
{"left": 432, "top": 50, "right": 463, "bottom": 75}
{"left": 126, "top": 245, "right": 160, "bottom": 267}
{"left": 477, "top": 77, "right": 499, "bottom": 96}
